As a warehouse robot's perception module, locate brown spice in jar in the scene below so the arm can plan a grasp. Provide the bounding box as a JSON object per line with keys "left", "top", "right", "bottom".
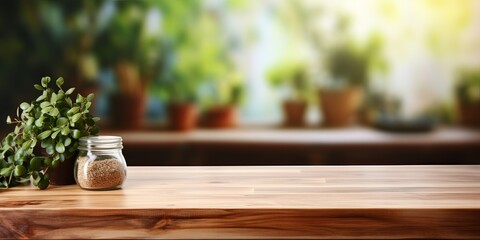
{"left": 76, "top": 157, "right": 126, "bottom": 189}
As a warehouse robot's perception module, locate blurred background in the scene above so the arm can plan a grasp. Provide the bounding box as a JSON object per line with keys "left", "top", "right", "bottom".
{"left": 1, "top": 0, "right": 480, "bottom": 131}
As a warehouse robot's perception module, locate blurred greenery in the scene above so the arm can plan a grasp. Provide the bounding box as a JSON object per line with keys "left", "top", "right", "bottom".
{"left": 457, "top": 69, "right": 480, "bottom": 104}
{"left": 1, "top": 0, "right": 479, "bottom": 127}
{"left": 326, "top": 34, "right": 386, "bottom": 88}
{"left": 155, "top": 3, "right": 242, "bottom": 106}
{"left": 267, "top": 61, "right": 311, "bottom": 102}
{"left": 0, "top": 0, "right": 110, "bottom": 124}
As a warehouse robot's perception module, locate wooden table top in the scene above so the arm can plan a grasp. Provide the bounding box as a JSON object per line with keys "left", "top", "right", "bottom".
{"left": 1, "top": 165, "right": 480, "bottom": 239}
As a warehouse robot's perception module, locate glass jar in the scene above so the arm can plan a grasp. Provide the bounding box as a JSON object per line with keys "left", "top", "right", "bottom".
{"left": 74, "top": 136, "right": 127, "bottom": 190}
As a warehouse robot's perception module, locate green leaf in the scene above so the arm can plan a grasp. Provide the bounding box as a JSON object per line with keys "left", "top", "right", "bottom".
{"left": 14, "top": 148, "right": 24, "bottom": 161}
{"left": 38, "top": 178, "right": 49, "bottom": 190}
{"left": 26, "top": 104, "right": 34, "bottom": 112}
{"left": 66, "top": 98, "right": 73, "bottom": 107}
{"left": 14, "top": 165, "right": 26, "bottom": 177}
{"left": 59, "top": 108, "right": 69, "bottom": 116}
{"left": 21, "top": 140, "right": 32, "bottom": 151}
{"left": 76, "top": 94, "right": 84, "bottom": 103}
{"left": 51, "top": 130, "right": 61, "bottom": 139}
{"left": 15, "top": 159, "right": 24, "bottom": 166}
{"left": 50, "top": 108, "right": 60, "bottom": 117}
{"left": 34, "top": 84, "right": 44, "bottom": 91}
{"left": 52, "top": 159, "right": 60, "bottom": 168}
{"left": 55, "top": 142, "right": 65, "bottom": 154}
{"left": 36, "top": 92, "right": 47, "bottom": 102}
{"left": 72, "top": 113, "right": 82, "bottom": 123}
{"left": 64, "top": 137, "right": 72, "bottom": 147}
{"left": 43, "top": 157, "right": 52, "bottom": 166}
{"left": 33, "top": 178, "right": 42, "bottom": 188}
{"left": 40, "top": 101, "right": 51, "bottom": 108}
{"left": 27, "top": 118, "right": 35, "bottom": 126}
{"left": 41, "top": 77, "right": 48, "bottom": 87}
{"left": 50, "top": 93, "right": 57, "bottom": 105}
{"left": 57, "top": 91, "right": 65, "bottom": 100}
{"left": 38, "top": 130, "right": 52, "bottom": 140}
{"left": 71, "top": 129, "right": 81, "bottom": 139}
{"left": 67, "top": 107, "right": 80, "bottom": 116}
{"left": 65, "top": 88, "right": 75, "bottom": 95}
{"left": 20, "top": 102, "right": 30, "bottom": 110}
{"left": 41, "top": 106, "right": 53, "bottom": 114}
{"left": 46, "top": 146, "right": 55, "bottom": 155}
{"left": 5, "top": 134, "right": 14, "bottom": 146}
{"left": 0, "top": 167, "right": 13, "bottom": 177}
{"left": 6, "top": 116, "right": 12, "bottom": 124}
{"left": 56, "top": 77, "right": 64, "bottom": 87}
{"left": 61, "top": 127, "right": 70, "bottom": 136}
{"left": 35, "top": 118, "right": 43, "bottom": 128}
{"left": 86, "top": 93, "right": 95, "bottom": 102}
{"left": 41, "top": 138, "right": 53, "bottom": 148}
{"left": 30, "top": 157, "right": 43, "bottom": 171}
{"left": 33, "top": 172, "right": 44, "bottom": 187}
{"left": 7, "top": 155, "right": 14, "bottom": 164}
{"left": 56, "top": 117, "right": 68, "bottom": 127}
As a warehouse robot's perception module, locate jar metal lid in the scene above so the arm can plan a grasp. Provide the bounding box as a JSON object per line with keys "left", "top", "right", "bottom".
{"left": 78, "top": 136, "right": 123, "bottom": 150}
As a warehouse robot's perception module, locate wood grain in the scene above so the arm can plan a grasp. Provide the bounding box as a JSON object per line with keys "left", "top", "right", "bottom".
{"left": 1, "top": 165, "right": 480, "bottom": 239}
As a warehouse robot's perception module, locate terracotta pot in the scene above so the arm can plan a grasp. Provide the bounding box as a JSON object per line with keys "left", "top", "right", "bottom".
{"left": 168, "top": 103, "right": 198, "bottom": 131}
{"left": 318, "top": 87, "right": 363, "bottom": 127}
{"left": 282, "top": 100, "right": 307, "bottom": 127}
{"left": 47, "top": 156, "right": 76, "bottom": 185}
{"left": 110, "top": 93, "right": 146, "bottom": 130}
{"left": 204, "top": 106, "right": 237, "bottom": 128}
{"left": 458, "top": 101, "right": 480, "bottom": 128}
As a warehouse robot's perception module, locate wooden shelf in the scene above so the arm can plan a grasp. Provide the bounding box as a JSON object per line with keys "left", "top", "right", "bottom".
{"left": 103, "top": 127, "right": 480, "bottom": 166}
{"left": 108, "top": 126, "right": 480, "bottom": 146}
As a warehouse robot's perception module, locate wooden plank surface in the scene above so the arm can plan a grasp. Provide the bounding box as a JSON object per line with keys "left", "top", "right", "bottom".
{"left": 1, "top": 165, "right": 480, "bottom": 239}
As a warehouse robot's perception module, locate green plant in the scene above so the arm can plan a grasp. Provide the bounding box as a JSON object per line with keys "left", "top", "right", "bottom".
{"left": 0, "top": 77, "right": 99, "bottom": 189}
{"left": 156, "top": 47, "right": 205, "bottom": 104}
{"left": 456, "top": 69, "right": 480, "bottom": 103}
{"left": 328, "top": 45, "right": 365, "bottom": 87}
{"left": 267, "top": 61, "right": 311, "bottom": 102}
{"left": 95, "top": 2, "right": 167, "bottom": 96}
{"left": 326, "top": 34, "right": 385, "bottom": 88}
{"left": 202, "top": 71, "right": 245, "bottom": 108}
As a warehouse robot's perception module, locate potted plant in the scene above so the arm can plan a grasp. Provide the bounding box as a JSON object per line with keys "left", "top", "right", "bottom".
{"left": 456, "top": 69, "right": 480, "bottom": 128}
{"left": 267, "top": 61, "right": 312, "bottom": 127}
{"left": 0, "top": 77, "right": 99, "bottom": 189}
{"left": 320, "top": 35, "right": 384, "bottom": 127}
{"left": 156, "top": 39, "right": 205, "bottom": 132}
{"left": 202, "top": 71, "right": 245, "bottom": 128}
{"left": 95, "top": 2, "right": 164, "bottom": 129}
{"left": 110, "top": 61, "right": 147, "bottom": 130}
{"left": 158, "top": 74, "right": 200, "bottom": 132}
